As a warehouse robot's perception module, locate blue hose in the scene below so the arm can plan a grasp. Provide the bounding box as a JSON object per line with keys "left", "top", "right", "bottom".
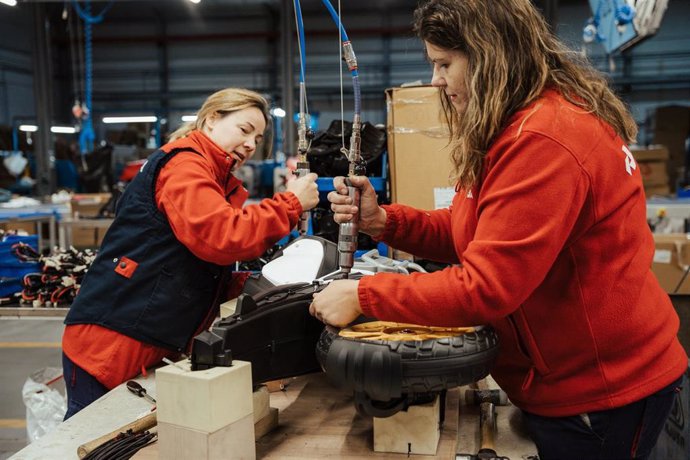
{"left": 294, "top": 0, "right": 306, "bottom": 85}
{"left": 319, "top": 0, "right": 360, "bottom": 117}
{"left": 70, "top": 0, "right": 115, "bottom": 24}
{"left": 320, "top": 0, "right": 349, "bottom": 42}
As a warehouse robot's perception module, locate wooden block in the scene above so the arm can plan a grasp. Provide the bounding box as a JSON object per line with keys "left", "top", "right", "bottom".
{"left": 254, "top": 407, "right": 279, "bottom": 440}
{"left": 156, "top": 359, "right": 253, "bottom": 433}
{"left": 373, "top": 395, "right": 441, "bottom": 455}
{"left": 252, "top": 385, "right": 270, "bottom": 423}
{"left": 158, "top": 414, "right": 255, "bottom": 460}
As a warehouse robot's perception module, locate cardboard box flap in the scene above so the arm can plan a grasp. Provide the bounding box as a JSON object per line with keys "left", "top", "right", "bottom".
{"left": 629, "top": 145, "right": 670, "bottom": 162}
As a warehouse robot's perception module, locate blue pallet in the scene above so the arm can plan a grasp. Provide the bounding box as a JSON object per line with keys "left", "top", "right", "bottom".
{"left": 0, "top": 277, "right": 22, "bottom": 297}
{"left": 0, "top": 263, "right": 41, "bottom": 279}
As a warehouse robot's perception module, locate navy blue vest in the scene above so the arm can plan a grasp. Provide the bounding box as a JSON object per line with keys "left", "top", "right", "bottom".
{"left": 65, "top": 148, "right": 227, "bottom": 351}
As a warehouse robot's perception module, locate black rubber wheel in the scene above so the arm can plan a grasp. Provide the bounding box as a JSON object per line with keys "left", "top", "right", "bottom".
{"left": 316, "top": 322, "right": 499, "bottom": 417}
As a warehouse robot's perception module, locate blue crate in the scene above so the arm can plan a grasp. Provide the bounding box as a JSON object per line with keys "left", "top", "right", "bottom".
{"left": 0, "top": 277, "right": 22, "bottom": 297}
{"left": 0, "top": 262, "right": 41, "bottom": 279}
{"left": 0, "top": 235, "right": 39, "bottom": 265}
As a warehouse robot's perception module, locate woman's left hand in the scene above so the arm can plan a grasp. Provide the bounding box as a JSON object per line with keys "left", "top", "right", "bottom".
{"left": 309, "top": 279, "right": 362, "bottom": 328}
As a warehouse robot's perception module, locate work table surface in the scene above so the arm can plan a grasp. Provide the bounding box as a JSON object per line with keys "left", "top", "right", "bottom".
{"left": 11, "top": 371, "right": 536, "bottom": 459}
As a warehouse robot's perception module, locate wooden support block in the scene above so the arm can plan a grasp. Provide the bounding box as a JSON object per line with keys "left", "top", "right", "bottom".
{"left": 373, "top": 395, "right": 441, "bottom": 455}
{"left": 156, "top": 359, "right": 253, "bottom": 433}
{"left": 252, "top": 385, "right": 270, "bottom": 423}
{"left": 158, "top": 414, "right": 255, "bottom": 460}
{"left": 254, "top": 407, "right": 279, "bottom": 440}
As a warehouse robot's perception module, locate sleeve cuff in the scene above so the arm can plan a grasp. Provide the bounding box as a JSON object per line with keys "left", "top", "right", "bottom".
{"left": 358, "top": 275, "right": 376, "bottom": 318}
{"left": 375, "top": 204, "right": 403, "bottom": 243}
{"left": 277, "top": 191, "right": 303, "bottom": 221}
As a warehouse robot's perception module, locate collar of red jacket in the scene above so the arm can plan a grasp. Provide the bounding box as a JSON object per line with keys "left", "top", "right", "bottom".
{"left": 163, "top": 130, "right": 236, "bottom": 185}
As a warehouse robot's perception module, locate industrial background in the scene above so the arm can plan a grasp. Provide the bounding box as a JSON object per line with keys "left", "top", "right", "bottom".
{"left": 0, "top": 0, "right": 689, "bottom": 195}
{"left": 0, "top": 1, "right": 689, "bottom": 459}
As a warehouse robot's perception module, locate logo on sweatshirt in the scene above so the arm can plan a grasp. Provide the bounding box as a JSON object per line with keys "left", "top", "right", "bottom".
{"left": 622, "top": 145, "right": 636, "bottom": 176}
{"left": 466, "top": 190, "right": 473, "bottom": 199}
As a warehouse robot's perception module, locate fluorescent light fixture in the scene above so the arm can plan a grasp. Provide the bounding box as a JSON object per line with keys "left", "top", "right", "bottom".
{"left": 181, "top": 115, "right": 198, "bottom": 122}
{"left": 270, "top": 108, "right": 286, "bottom": 118}
{"left": 102, "top": 116, "right": 158, "bottom": 124}
{"left": 19, "top": 125, "right": 38, "bottom": 132}
{"left": 51, "top": 126, "right": 77, "bottom": 134}
{"left": 0, "top": 0, "right": 18, "bottom": 7}
{"left": 188, "top": 0, "right": 201, "bottom": 3}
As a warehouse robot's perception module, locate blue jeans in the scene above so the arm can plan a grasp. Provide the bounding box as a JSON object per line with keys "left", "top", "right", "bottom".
{"left": 521, "top": 375, "right": 683, "bottom": 460}
{"left": 62, "top": 352, "right": 108, "bottom": 421}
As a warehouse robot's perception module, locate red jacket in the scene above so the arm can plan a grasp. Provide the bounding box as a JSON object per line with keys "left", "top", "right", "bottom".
{"left": 359, "top": 90, "right": 688, "bottom": 416}
{"left": 63, "top": 130, "right": 302, "bottom": 389}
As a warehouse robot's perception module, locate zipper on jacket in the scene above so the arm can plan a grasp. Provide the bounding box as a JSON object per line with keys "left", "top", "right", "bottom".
{"left": 223, "top": 154, "right": 233, "bottom": 190}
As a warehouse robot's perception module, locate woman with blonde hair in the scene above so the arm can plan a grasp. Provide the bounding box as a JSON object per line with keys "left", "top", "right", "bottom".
{"left": 62, "top": 87, "right": 319, "bottom": 418}
{"left": 311, "top": 1, "right": 687, "bottom": 458}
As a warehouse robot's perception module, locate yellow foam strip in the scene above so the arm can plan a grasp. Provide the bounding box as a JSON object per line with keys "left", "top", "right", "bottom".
{"left": 0, "top": 342, "right": 62, "bottom": 348}
{"left": 0, "top": 419, "right": 27, "bottom": 428}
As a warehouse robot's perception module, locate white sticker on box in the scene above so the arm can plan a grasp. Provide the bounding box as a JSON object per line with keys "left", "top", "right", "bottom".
{"left": 434, "top": 187, "right": 455, "bottom": 209}
{"left": 653, "top": 249, "right": 672, "bottom": 264}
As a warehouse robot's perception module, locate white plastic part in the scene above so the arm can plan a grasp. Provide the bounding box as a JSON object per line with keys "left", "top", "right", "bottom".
{"left": 261, "top": 238, "right": 326, "bottom": 286}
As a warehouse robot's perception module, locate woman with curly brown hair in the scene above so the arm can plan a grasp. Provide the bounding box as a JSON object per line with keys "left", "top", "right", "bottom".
{"left": 311, "top": 1, "right": 687, "bottom": 458}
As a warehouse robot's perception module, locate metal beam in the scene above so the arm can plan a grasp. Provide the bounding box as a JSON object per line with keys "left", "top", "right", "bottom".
{"left": 31, "top": 2, "right": 55, "bottom": 196}
{"left": 280, "top": 0, "right": 295, "bottom": 156}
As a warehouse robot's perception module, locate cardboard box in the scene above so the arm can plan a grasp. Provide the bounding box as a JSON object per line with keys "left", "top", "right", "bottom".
{"left": 386, "top": 86, "right": 454, "bottom": 210}
{"left": 638, "top": 161, "right": 669, "bottom": 187}
{"left": 70, "top": 193, "right": 112, "bottom": 218}
{"left": 629, "top": 145, "right": 670, "bottom": 190}
{"left": 654, "top": 106, "right": 690, "bottom": 192}
{"left": 69, "top": 193, "right": 112, "bottom": 248}
{"left": 630, "top": 145, "right": 670, "bottom": 162}
{"left": 644, "top": 184, "right": 672, "bottom": 198}
{"left": 652, "top": 234, "right": 690, "bottom": 294}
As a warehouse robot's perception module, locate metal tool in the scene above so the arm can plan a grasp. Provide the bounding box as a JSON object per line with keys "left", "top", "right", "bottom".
{"left": 337, "top": 118, "right": 364, "bottom": 276}
{"left": 456, "top": 388, "right": 510, "bottom": 460}
{"left": 126, "top": 380, "right": 156, "bottom": 405}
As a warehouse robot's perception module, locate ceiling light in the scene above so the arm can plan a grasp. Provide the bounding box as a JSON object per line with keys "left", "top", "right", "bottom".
{"left": 270, "top": 108, "right": 286, "bottom": 118}
{"left": 102, "top": 116, "right": 158, "bottom": 124}
{"left": 51, "top": 126, "right": 77, "bottom": 134}
{"left": 19, "top": 125, "right": 38, "bottom": 132}
{"left": 181, "top": 115, "right": 198, "bottom": 122}
{"left": 0, "top": 0, "right": 18, "bottom": 7}
{"left": 188, "top": 0, "right": 201, "bottom": 4}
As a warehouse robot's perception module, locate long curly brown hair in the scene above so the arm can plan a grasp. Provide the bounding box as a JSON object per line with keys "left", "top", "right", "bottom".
{"left": 413, "top": 0, "right": 638, "bottom": 189}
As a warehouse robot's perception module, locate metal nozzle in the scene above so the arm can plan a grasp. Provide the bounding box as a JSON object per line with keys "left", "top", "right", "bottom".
{"left": 295, "top": 162, "right": 311, "bottom": 235}
{"left": 337, "top": 183, "right": 360, "bottom": 274}
{"left": 342, "top": 41, "right": 358, "bottom": 71}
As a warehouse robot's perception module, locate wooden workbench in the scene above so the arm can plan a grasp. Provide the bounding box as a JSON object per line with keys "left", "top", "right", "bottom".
{"left": 10, "top": 370, "right": 536, "bottom": 459}
{"left": 135, "top": 371, "right": 536, "bottom": 459}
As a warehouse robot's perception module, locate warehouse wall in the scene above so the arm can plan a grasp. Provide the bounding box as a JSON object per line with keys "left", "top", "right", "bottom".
{"left": 0, "top": 0, "right": 688, "bottom": 150}
{"left": 556, "top": 1, "right": 690, "bottom": 144}
{"left": 0, "top": 5, "right": 35, "bottom": 132}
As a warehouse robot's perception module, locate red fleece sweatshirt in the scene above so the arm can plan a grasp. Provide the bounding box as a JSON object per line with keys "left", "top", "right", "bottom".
{"left": 358, "top": 90, "right": 688, "bottom": 417}
{"left": 64, "top": 130, "right": 302, "bottom": 389}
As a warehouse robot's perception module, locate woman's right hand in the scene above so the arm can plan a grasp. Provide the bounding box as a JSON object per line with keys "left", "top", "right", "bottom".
{"left": 287, "top": 172, "right": 320, "bottom": 211}
{"left": 328, "top": 176, "right": 387, "bottom": 237}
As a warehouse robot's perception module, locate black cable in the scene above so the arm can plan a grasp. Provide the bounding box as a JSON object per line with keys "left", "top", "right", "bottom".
{"left": 673, "top": 263, "right": 690, "bottom": 294}
{"left": 84, "top": 430, "right": 157, "bottom": 460}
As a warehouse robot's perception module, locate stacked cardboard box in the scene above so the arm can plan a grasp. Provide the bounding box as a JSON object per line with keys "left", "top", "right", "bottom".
{"left": 69, "top": 193, "right": 112, "bottom": 248}
{"left": 630, "top": 145, "right": 671, "bottom": 197}
{"left": 652, "top": 234, "right": 690, "bottom": 294}
{"left": 386, "top": 85, "right": 454, "bottom": 211}
{"left": 654, "top": 106, "right": 690, "bottom": 193}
